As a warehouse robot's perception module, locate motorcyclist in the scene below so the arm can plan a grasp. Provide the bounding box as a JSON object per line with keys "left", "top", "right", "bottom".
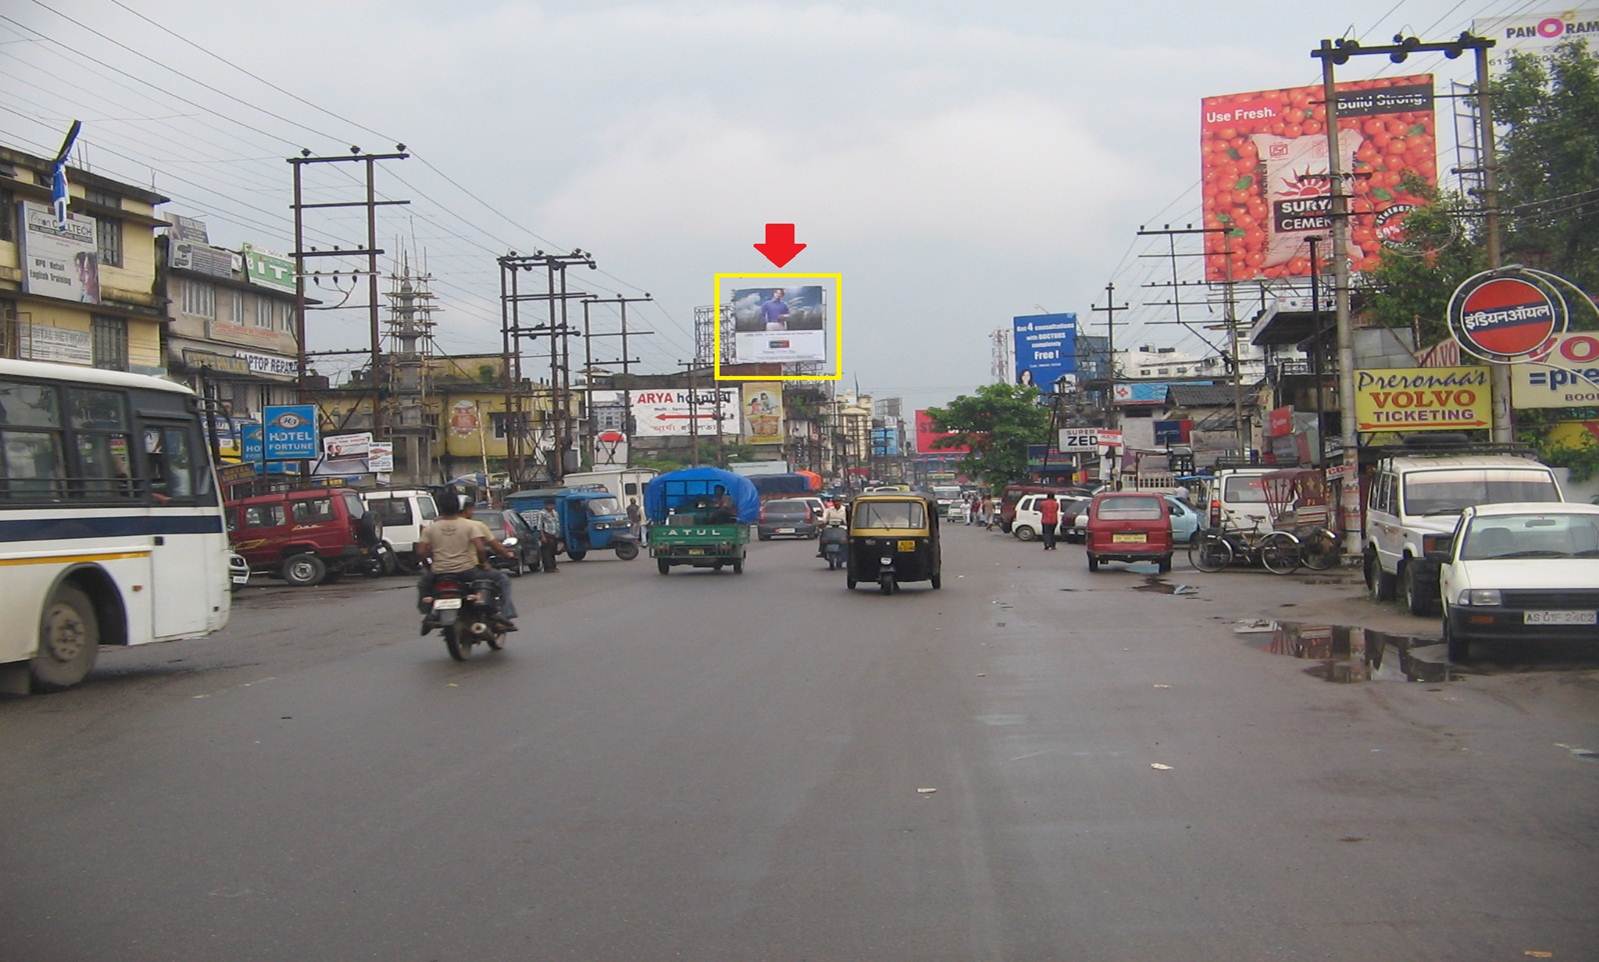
{"left": 417, "top": 491, "right": 518, "bottom": 632}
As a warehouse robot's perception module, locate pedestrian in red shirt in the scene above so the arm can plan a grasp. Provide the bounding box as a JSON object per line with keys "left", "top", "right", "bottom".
{"left": 1039, "top": 496, "right": 1060, "bottom": 551}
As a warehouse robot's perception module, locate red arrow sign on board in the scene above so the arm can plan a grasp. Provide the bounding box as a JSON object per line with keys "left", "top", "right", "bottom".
{"left": 753, "top": 223, "right": 806, "bottom": 268}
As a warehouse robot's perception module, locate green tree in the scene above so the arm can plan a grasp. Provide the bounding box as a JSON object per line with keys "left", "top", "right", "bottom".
{"left": 1360, "top": 184, "right": 1484, "bottom": 346}
{"left": 1496, "top": 40, "right": 1599, "bottom": 291}
{"left": 1361, "top": 41, "right": 1599, "bottom": 345}
{"left": 924, "top": 384, "right": 1051, "bottom": 488}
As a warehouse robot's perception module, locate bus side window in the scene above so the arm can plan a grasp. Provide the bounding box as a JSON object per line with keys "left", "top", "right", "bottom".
{"left": 0, "top": 381, "right": 68, "bottom": 501}
{"left": 143, "top": 425, "right": 196, "bottom": 501}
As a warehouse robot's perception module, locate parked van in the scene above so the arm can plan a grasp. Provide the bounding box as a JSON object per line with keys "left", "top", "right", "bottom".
{"left": 1363, "top": 450, "right": 1564, "bottom": 615}
{"left": 361, "top": 488, "right": 439, "bottom": 572}
{"left": 1203, "top": 467, "right": 1274, "bottom": 532}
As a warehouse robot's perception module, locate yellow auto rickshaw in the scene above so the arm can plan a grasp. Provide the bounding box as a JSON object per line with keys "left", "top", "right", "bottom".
{"left": 845, "top": 492, "right": 941, "bottom": 594}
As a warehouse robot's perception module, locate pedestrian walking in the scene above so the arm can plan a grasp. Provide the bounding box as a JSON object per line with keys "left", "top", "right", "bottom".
{"left": 626, "top": 497, "right": 644, "bottom": 540}
{"left": 1039, "top": 495, "right": 1060, "bottom": 550}
{"left": 537, "top": 499, "right": 561, "bottom": 572}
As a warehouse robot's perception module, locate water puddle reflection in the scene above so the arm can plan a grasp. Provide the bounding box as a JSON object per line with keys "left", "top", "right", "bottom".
{"left": 1253, "top": 621, "right": 1465, "bottom": 683}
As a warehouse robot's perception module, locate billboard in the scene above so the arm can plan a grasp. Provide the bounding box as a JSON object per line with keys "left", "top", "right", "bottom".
{"left": 1512, "top": 333, "right": 1599, "bottom": 408}
{"left": 741, "top": 382, "right": 784, "bottom": 445}
{"left": 1354, "top": 367, "right": 1490, "bottom": 432}
{"left": 871, "top": 426, "right": 901, "bottom": 457}
{"left": 1476, "top": 8, "right": 1599, "bottom": 71}
{"left": 1200, "top": 75, "right": 1436, "bottom": 281}
{"left": 243, "top": 243, "right": 296, "bottom": 291}
{"left": 240, "top": 422, "right": 297, "bottom": 474}
{"left": 628, "top": 388, "right": 741, "bottom": 438}
{"left": 729, "top": 285, "right": 826, "bottom": 363}
{"left": 19, "top": 200, "right": 99, "bottom": 303}
{"left": 1012, "top": 313, "right": 1077, "bottom": 388}
{"left": 1113, "top": 381, "right": 1204, "bottom": 405}
{"left": 914, "top": 409, "right": 971, "bottom": 456}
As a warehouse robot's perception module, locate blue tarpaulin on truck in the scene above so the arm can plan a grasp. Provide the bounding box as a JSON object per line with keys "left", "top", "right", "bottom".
{"left": 643, "top": 467, "right": 760, "bottom": 524}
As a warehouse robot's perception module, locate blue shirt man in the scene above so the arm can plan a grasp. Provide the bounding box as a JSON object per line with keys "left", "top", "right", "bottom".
{"left": 760, "top": 290, "right": 790, "bottom": 330}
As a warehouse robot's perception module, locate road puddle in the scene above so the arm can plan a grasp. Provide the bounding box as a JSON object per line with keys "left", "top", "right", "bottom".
{"left": 1252, "top": 621, "right": 1463, "bottom": 683}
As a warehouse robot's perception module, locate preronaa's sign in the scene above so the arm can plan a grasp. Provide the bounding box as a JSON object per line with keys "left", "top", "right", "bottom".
{"left": 1354, "top": 367, "right": 1491, "bottom": 432}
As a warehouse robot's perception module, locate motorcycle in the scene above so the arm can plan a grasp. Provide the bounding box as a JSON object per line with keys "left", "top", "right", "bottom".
{"left": 820, "top": 522, "right": 847, "bottom": 571}
{"left": 420, "top": 570, "right": 506, "bottom": 662}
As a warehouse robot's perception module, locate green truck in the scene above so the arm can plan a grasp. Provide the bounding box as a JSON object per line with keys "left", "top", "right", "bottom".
{"left": 644, "top": 468, "right": 760, "bottom": 576}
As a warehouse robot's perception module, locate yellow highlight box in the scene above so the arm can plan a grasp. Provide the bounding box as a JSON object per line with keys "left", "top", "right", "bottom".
{"left": 713, "top": 272, "right": 843, "bottom": 381}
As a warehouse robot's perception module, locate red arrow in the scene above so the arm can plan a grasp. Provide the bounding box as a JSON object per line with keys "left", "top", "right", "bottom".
{"left": 753, "top": 223, "right": 806, "bottom": 268}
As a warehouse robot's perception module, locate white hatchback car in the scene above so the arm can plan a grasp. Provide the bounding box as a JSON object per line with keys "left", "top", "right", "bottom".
{"left": 1436, "top": 502, "right": 1599, "bottom": 662}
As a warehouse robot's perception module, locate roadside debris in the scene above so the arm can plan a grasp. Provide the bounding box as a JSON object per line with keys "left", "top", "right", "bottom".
{"left": 916, "top": 787, "right": 937, "bottom": 795}
{"left": 1150, "top": 763, "right": 1173, "bottom": 771}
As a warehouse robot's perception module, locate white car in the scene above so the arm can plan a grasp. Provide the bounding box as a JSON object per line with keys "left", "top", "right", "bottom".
{"left": 1437, "top": 502, "right": 1599, "bottom": 662}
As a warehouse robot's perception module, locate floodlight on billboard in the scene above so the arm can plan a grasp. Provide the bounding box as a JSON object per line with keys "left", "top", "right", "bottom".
{"left": 729, "top": 285, "right": 827, "bottom": 364}
{"left": 1200, "top": 75, "right": 1437, "bottom": 282}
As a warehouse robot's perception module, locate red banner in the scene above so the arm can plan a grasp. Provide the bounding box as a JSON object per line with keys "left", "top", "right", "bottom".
{"left": 1268, "top": 405, "right": 1294, "bottom": 438}
{"left": 914, "top": 409, "right": 971, "bottom": 456}
{"left": 1201, "top": 75, "right": 1436, "bottom": 282}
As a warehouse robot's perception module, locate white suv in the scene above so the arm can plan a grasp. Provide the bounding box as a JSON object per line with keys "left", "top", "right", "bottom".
{"left": 1363, "top": 453, "right": 1563, "bottom": 615}
{"left": 362, "top": 488, "right": 440, "bottom": 572}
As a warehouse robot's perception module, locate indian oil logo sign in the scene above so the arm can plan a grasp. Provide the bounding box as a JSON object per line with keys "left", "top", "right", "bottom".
{"left": 1354, "top": 367, "right": 1491, "bottom": 432}
{"left": 1447, "top": 268, "right": 1568, "bottom": 362}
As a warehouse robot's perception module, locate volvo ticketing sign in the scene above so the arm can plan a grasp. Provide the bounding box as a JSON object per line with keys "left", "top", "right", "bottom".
{"left": 262, "top": 404, "right": 319, "bottom": 460}
{"left": 1012, "top": 313, "right": 1077, "bottom": 390}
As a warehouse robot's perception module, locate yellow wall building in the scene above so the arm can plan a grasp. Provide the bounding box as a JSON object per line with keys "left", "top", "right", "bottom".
{"left": 1, "top": 145, "right": 169, "bottom": 374}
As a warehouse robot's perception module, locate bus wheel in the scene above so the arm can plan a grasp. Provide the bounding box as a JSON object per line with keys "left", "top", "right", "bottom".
{"left": 32, "top": 584, "right": 99, "bottom": 691}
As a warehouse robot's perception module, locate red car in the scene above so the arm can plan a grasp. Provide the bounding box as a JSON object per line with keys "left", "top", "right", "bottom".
{"left": 1085, "top": 492, "right": 1173, "bottom": 573}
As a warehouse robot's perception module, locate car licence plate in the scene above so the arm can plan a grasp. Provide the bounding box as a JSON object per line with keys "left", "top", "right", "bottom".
{"left": 778, "top": 528, "right": 795, "bottom": 534}
{"left": 432, "top": 598, "right": 462, "bottom": 610}
{"left": 687, "top": 548, "right": 705, "bottom": 555}
{"left": 1524, "top": 609, "right": 1597, "bottom": 625}
{"left": 897, "top": 540, "right": 917, "bottom": 552}
{"left": 1113, "top": 533, "right": 1147, "bottom": 543}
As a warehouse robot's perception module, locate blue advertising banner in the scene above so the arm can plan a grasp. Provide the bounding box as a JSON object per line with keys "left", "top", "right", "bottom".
{"left": 871, "top": 426, "right": 900, "bottom": 457}
{"left": 262, "top": 404, "right": 318, "bottom": 461}
{"left": 1012, "top": 313, "right": 1077, "bottom": 389}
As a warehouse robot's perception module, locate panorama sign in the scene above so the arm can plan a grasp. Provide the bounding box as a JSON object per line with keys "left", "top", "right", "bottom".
{"left": 1447, "top": 268, "right": 1568, "bottom": 363}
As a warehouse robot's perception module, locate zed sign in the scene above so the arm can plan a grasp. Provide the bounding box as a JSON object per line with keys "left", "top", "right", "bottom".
{"left": 1058, "top": 427, "right": 1099, "bottom": 450}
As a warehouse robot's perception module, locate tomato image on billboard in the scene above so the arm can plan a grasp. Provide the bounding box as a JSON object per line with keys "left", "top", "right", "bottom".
{"left": 1200, "top": 75, "right": 1437, "bottom": 282}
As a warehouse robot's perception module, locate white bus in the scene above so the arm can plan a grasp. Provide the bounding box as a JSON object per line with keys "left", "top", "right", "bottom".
{"left": 0, "top": 358, "right": 233, "bottom": 693}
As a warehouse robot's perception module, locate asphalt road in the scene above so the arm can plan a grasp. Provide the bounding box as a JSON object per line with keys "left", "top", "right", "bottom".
{"left": 3, "top": 524, "right": 1597, "bottom": 961}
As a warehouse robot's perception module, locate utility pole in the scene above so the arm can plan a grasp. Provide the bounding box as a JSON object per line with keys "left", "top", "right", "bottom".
{"left": 1137, "top": 224, "right": 1240, "bottom": 455}
{"left": 288, "top": 146, "right": 409, "bottom": 452}
{"left": 1311, "top": 32, "right": 1497, "bottom": 547}
{"left": 1308, "top": 234, "right": 1328, "bottom": 467}
{"left": 583, "top": 295, "right": 653, "bottom": 467}
{"left": 498, "top": 250, "right": 595, "bottom": 483}
{"left": 1090, "top": 281, "right": 1129, "bottom": 429}
{"left": 1474, "top": 41, "right": 1512, "bottom": 443}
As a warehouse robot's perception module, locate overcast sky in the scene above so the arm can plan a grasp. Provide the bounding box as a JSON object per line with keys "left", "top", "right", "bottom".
{"left": 0, "top": 0, "right": 1518, "bottom": 413}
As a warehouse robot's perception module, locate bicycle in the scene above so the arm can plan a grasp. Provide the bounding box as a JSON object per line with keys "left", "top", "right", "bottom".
{"left": 1188, "top": 523, "right": 1302, "bottom": 575}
